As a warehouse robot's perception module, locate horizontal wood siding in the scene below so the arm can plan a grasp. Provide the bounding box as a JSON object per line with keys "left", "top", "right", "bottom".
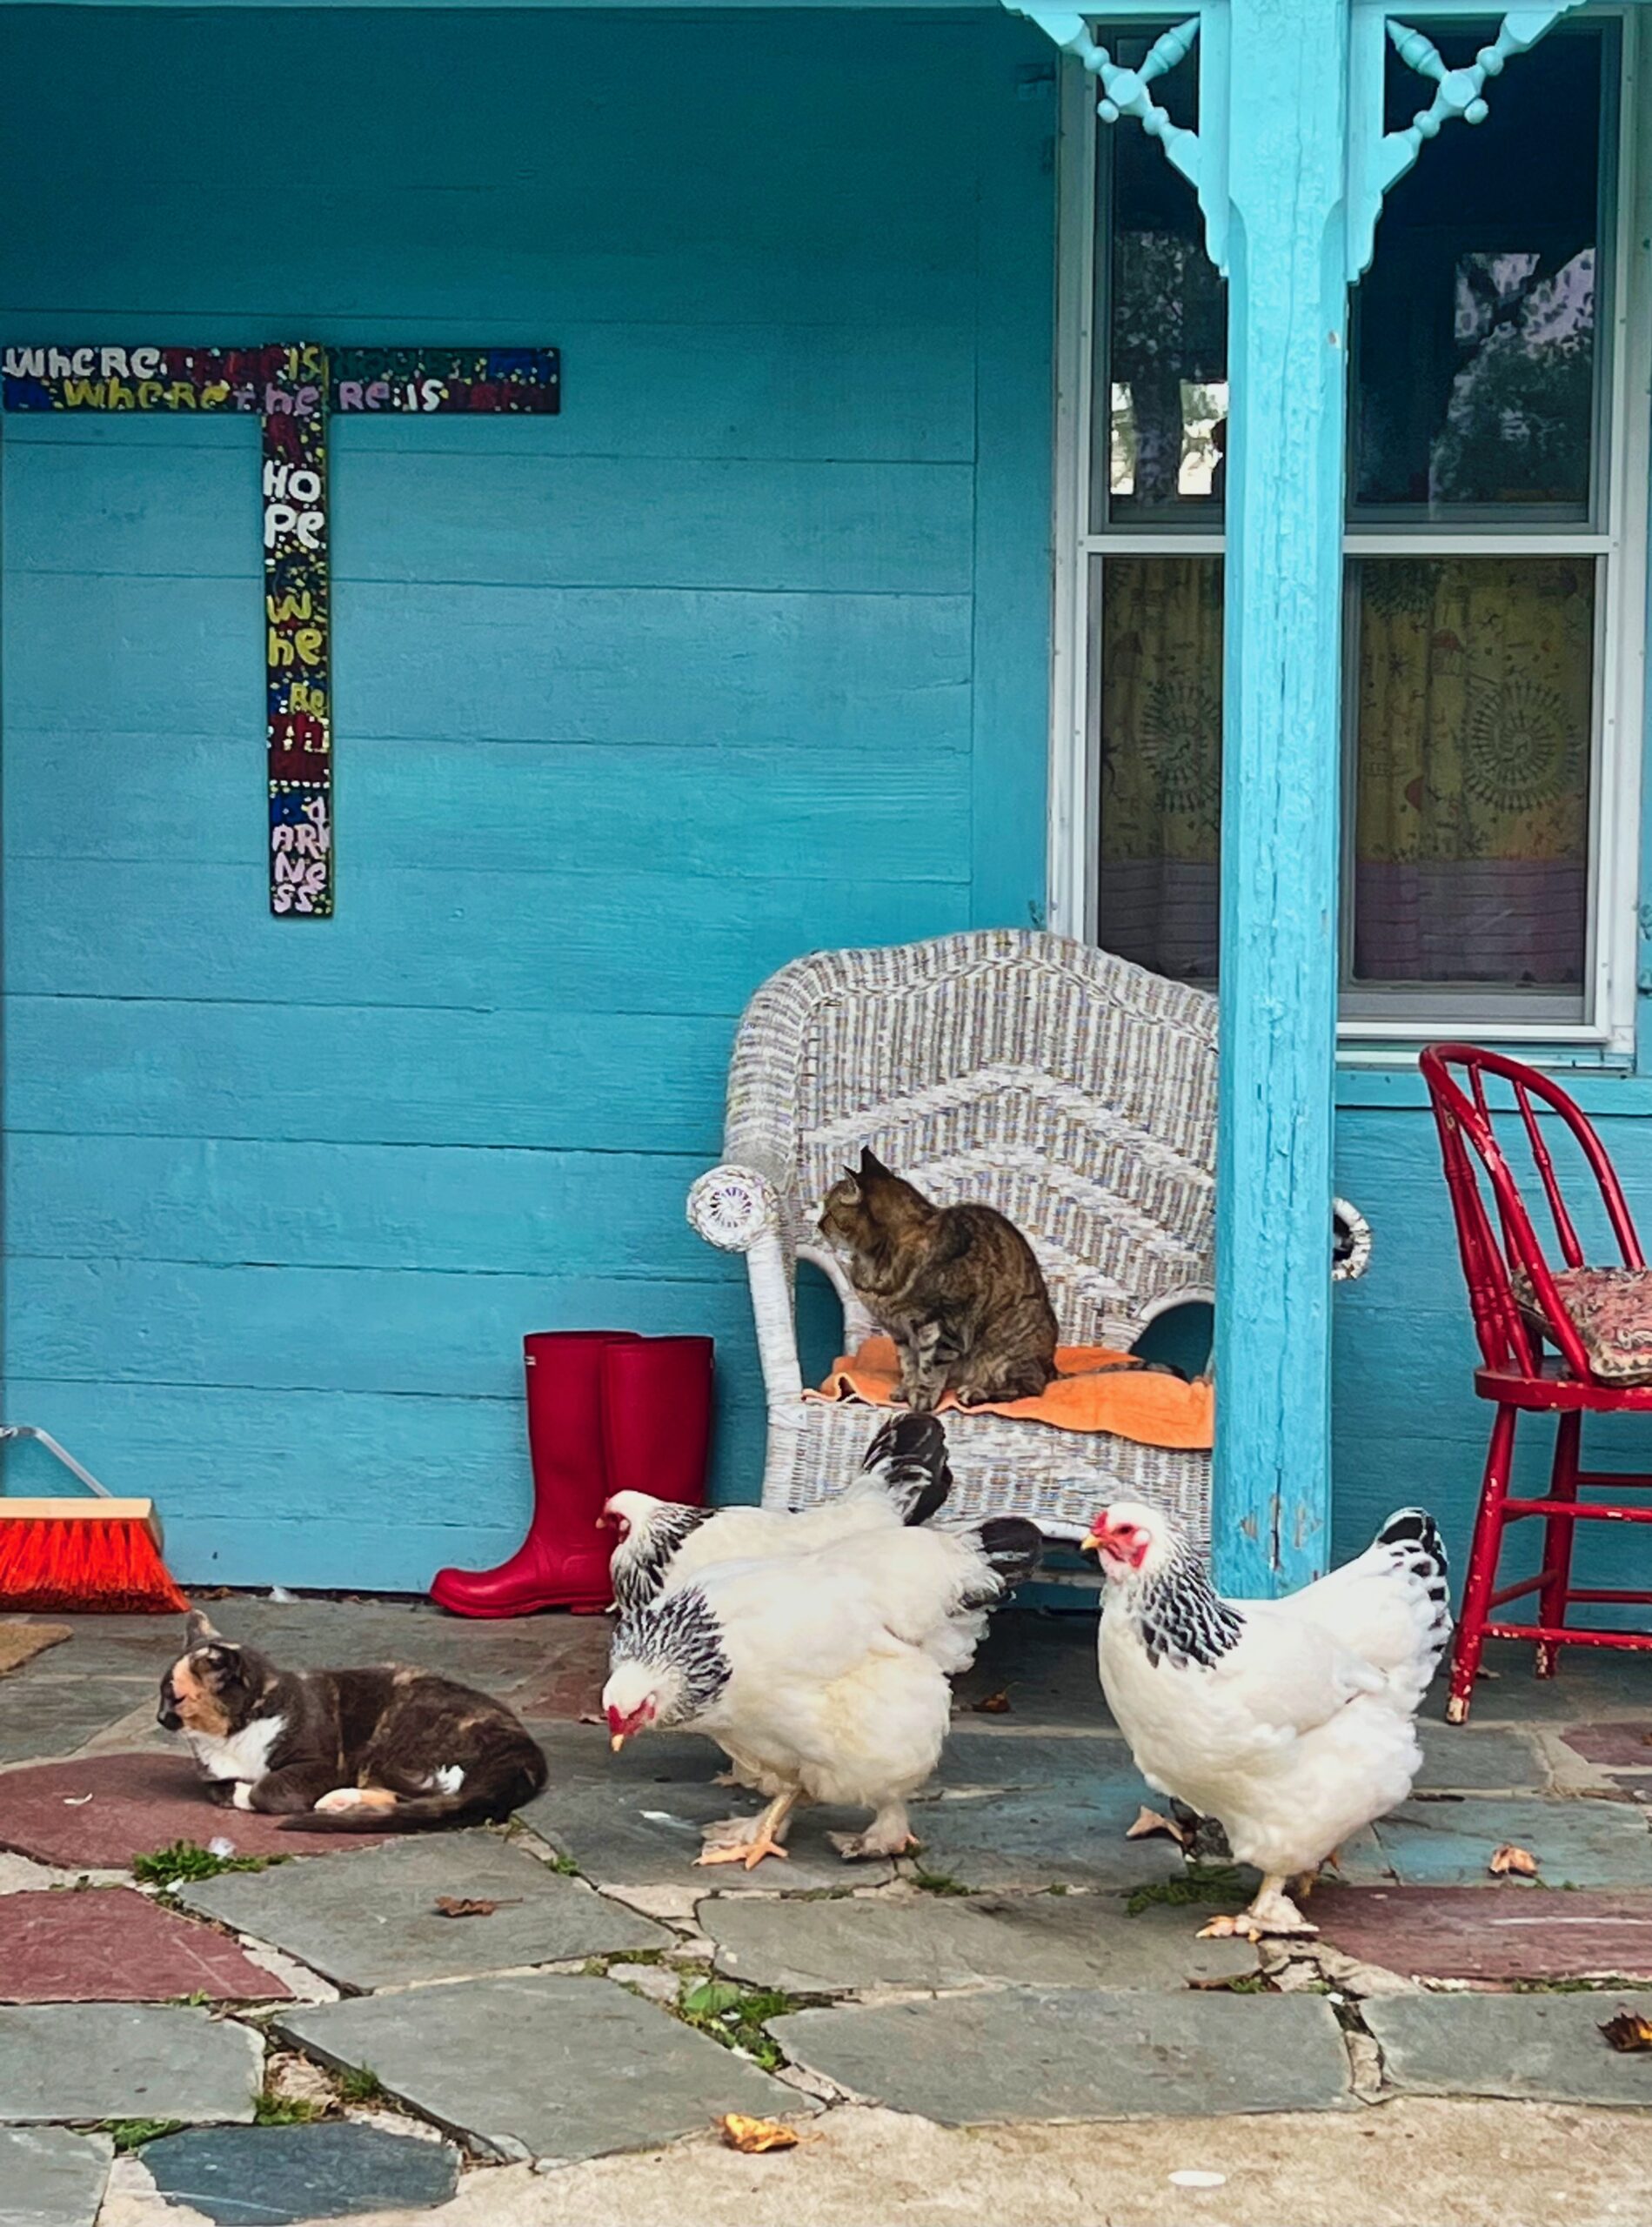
{"left": 0, "top": 6, "right": 1054, "bottom": 1586}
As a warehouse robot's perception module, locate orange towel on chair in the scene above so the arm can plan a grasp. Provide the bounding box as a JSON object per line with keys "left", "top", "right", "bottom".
{"left": 809, "top": 1337, "right": 1213, "bottom": 1452}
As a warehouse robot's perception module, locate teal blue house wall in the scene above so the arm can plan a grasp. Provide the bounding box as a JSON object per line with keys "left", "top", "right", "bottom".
{"left": 0, "top": 4, "right": 1053, "bottom": 1588}
{"left": 2, "top": 2, "right": 1649, "bottom": 1600}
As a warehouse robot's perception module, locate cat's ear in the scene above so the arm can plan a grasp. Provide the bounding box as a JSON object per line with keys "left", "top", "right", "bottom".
{"left": 859, "top": 1147, "right": 893, "bottom": 1181}
{"left": 837, "top": 1167, "right": 862, "bottom": 1201}
{"left": 185, "top": 1610, "right": 219, "bottom": 1649}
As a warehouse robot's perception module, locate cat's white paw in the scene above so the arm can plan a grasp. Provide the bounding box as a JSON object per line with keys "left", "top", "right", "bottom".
{"left": 231, "top": 1783, "right": 254, "bottom": 1812}
{"left": 314, "top": 1787, "right": 365, "bottom": 1813}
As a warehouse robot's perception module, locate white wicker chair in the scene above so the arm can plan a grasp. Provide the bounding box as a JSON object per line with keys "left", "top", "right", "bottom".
{"left": 687, "top": 929, "right": 1220, "bottom": 1548}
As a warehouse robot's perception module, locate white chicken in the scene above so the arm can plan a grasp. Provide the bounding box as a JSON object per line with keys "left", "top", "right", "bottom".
{"left": 602, "top": 1448, "right": 1041, "bottom": 1869}
{"left": 604, "top": 1412, "right": 953, "bottom": 1620}
{"left": 1086, "top": 1499, "right": 1450, "bottom": 1936}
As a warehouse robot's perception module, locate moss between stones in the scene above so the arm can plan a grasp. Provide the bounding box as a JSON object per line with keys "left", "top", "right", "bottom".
{"left": 1124, "top": 1864, "right": 1247, "bottom": 1918}
{"left": 100, "top": 2119, "right": 183, "bottom": 2152}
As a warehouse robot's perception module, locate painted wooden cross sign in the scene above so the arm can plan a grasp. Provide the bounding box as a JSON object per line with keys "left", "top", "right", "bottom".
{"left": 0, "top": 343, "right": 561, "bottom": 917}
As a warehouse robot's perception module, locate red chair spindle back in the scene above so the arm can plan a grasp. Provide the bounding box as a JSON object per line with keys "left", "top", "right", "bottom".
{"left": 1420, "top": 1045, "right": 1643, "bottom": 1388}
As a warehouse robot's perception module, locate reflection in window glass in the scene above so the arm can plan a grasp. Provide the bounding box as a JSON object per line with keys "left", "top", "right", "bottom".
{"left": 1094, "top": 37, "right": 1227, "bottom": 526}
{"left": 1353, "top": 28, "right": 1606, "bottom": 515}
{"left": 1349, "top": 558, "right": 1594, "bottom": 987}
{"left": 1096, "top": 558, "right": 1222, "bottom": 980}
{"left": 1108, "top": 378, "right": 1229, "bottom": 503}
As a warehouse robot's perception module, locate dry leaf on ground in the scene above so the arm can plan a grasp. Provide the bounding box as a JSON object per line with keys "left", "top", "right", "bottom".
{"left": 1601, "top": 2010, "right": 1652, "bottom": 2052}
{"left": 1127, "top": 1804, "right": 1191, "bottom": 1848}
{"left": 718, "top": 2115, "right": 805, "bottom": 2154}
{"left": 970, "top": 1690, "right": 1013, "bottom": 1715}
{"left": 1488, "top": 1843, "right": 1539, "bottom": 1877}
{"left": 431, "top": 1896, "right": 519, "bottom": 1918}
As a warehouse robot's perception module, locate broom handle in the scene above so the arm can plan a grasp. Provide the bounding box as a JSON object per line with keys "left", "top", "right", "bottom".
{"left": 0, "top": 1426, "right": 112, "bottom": 1500}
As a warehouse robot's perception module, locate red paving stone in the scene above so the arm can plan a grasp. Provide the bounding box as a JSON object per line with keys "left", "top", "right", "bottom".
{"left": 507, "top": 1622, "right": 609, "bottom": 1722}
{"left": 0, "top": 1884, "right": 291, "bottom": 2003}
{"left": 0, "top": 1750, "right": 391, "bottom": 1867}
{"left": 1560, "top": 1722, "right": 1652, "bottom": 1769}
{"left": 1313, "top": 1884, "right": 1652, "bottom": 1982}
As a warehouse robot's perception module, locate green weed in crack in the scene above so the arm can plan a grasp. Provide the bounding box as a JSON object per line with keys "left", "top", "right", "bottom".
{"left": 1124, "top": 1864, "right": 1246, "bottom": 1917}
{"left": 99, "top": 2119, "right": 182, "bottom": 2152}
{"left": 677, "top": 1979, "right": 813, "bottom": 2073}
{"left": 133, "top": 1841, "right": 285, "bottom": 1890}
{"left": 254, "top": 2089, "right": 327, "bottom": 2127}
{"left": 1509, "top": 1974, "right": 1643, "bottom": 1992}
{"left": 911, "top": 1868, "right": 973, "bottom": 1897}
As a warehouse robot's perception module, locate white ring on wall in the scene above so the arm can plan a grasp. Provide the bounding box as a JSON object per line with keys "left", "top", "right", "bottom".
{"left": 1333, "top": 1198, "right": 1374, "bottom": 1282}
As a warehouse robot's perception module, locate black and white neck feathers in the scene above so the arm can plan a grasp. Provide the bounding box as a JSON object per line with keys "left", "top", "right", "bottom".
{"left": 610, "top": 1585, "right": 732, "bottom": 1722}
{"left": 611, "top": 1503, "right": 712, "bottom": 1616}
{"left": 1118, "top": 1537, "right": 1245, "bottom": 1670}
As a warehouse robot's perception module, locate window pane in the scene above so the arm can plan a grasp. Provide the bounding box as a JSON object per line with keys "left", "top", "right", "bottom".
{"left": 1349, "top": 558, "right": 1594, "bottom": 988}
{"left": 1093, "top": 39, "right": 1227, "bottom": 527}
{"left": 1352, "top": 28, "right": 1608, "bottom": 517}
{"left": 1096, "top": 557, "right": 1222, "bottom": 979}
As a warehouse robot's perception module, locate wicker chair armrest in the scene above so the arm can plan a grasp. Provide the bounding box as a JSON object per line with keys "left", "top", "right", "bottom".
{"left": 687, "top": 1162, "right": 787, "bottom": 1254}
{"left": 688, "top": 1162, "right": 806, "bottom": 1407}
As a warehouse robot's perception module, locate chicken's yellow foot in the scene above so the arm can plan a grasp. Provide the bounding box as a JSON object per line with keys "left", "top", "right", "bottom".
{"left": 696, "top": 1789, "right": 798, "bottom": 1870}
{"left": 1245, "top": 1876, "right": 1319, "bottom": 1936}
{"left": 693, "top": 1836, "right": 791, "bottom": 1870}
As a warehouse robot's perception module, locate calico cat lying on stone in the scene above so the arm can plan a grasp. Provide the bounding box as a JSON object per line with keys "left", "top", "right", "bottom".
{"left": 157, "top": 1612, "right": 547, "bottom": 1832}
{"left": 819, "top": 1147, "right": 1060, "bottom": 1412}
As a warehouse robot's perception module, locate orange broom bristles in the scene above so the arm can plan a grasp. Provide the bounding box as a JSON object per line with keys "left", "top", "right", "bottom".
{"left": 0, "top": 1509, "right": 190, "bottom": 1615}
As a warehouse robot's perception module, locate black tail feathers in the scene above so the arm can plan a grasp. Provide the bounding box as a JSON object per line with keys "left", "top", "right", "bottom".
{"left": 1376, "top": 1507, "right": 1450, "bottom": 1608}
{"left": 861, "top": 1412, "right": 953, "bottom": 1527}
{"left": 973, "top": 1515, "right": 1046, "bottom": 1594}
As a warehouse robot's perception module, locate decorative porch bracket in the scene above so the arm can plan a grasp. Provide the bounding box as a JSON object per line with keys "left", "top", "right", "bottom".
{"left": 1004, "top": 9, "right": 1232, "bottom": 270}
{"left": 1346, "top": 5, "right": 1586, "bottom": 278}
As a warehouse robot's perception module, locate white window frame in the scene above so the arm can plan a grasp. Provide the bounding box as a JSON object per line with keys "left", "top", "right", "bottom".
{"left": 1049, "top": 8, "right": 1652, "bottom": 1058}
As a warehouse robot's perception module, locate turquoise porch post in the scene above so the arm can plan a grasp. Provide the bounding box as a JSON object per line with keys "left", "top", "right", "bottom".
{"left": 1212, "top": 0, "right": 1349, "bottom": 1595}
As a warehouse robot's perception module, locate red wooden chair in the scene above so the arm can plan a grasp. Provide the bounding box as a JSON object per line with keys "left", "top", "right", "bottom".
{"left": 1421, "top": 1044, "right": 1652, "bottom": 1722}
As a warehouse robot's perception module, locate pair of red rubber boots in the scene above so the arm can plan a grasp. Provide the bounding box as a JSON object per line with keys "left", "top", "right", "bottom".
{"left": 429, "top": 1331, "right": 713, "bottom": 1618}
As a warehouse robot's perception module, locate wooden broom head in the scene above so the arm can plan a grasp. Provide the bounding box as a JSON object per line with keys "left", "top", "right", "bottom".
{"left": 0, "top": 1498, "right": 163, "bottom": 1543}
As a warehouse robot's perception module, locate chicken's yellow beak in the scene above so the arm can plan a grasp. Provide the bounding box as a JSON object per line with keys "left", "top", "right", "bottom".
{"left": 609, "top": 1731, "right": 627, "bottom": 1753}
{"left": 1079, "top": 1530, "right": 1102, "bottom": 1558}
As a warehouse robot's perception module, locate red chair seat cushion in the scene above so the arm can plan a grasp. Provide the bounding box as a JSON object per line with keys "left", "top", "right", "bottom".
{"left": 1514, "top": 1265, "right": 1652, "bottom": 1386}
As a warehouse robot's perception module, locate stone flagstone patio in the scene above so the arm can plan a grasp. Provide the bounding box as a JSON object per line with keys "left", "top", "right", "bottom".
{"left": 3, "top": 1594, "right": 1652, "bottom": 2226}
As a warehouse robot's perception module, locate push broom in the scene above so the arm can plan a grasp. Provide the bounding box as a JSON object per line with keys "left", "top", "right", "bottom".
{"left": 0, "top": 1425, "right": 190, "bottom": 1613}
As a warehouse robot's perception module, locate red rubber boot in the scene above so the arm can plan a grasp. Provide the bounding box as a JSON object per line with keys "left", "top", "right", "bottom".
{"left": 600, "top": 1334, "right": 715, "bottom": 1509}
{"left": 430, "top": 1330, "right": 639, "bottom": 1618}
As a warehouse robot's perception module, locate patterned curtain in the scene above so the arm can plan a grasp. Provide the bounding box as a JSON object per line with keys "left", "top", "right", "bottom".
{"left": 1096, "top": 558, "right": 1222, "bottom": 982}
{"left": 1352, "top": 558, "right": 1594, "bottom": 986}
{"left": 1094, "top": 554, "right": 1592, "bottom": 993}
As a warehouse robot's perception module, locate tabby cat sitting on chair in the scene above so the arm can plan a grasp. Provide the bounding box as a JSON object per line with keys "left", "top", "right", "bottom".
{"left": 819, "top": 1147, "right": 1060, "bottom": 1411}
